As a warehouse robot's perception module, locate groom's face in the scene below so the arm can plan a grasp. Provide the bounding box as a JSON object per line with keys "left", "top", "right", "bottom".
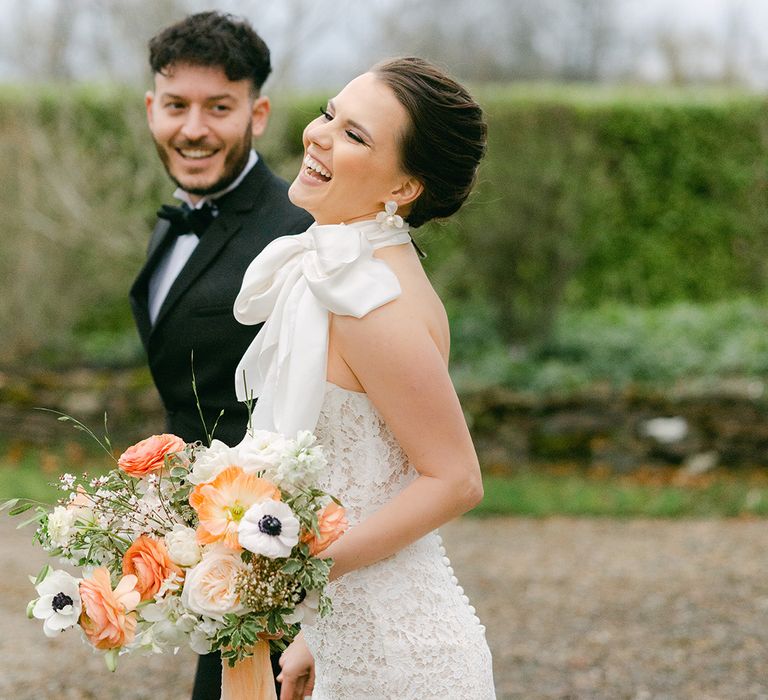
{"left": 145, "top": 64, "right": 270, "bottom": 198}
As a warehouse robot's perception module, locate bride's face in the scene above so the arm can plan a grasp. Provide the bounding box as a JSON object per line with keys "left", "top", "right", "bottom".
{"left": 288, "top": 72, "right": 415, "bottom": 225}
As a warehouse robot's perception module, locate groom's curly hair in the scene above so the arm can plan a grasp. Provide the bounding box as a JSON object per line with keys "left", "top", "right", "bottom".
{"left": 148, "top": 11, "right": 271, "bottom": 94}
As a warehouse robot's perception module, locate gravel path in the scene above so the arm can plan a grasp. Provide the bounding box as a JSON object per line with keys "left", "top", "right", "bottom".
{"left": 2, "top": 516, "right": 768, "bottom": 699}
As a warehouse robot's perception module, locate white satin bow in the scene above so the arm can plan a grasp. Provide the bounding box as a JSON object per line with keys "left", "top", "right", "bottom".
{"left": 234, "top": 219, "right": 412, "bottom": 435}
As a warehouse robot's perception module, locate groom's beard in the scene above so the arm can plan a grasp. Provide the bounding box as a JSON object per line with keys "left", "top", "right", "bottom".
{"left": 154, "top": 119, "right": 253, "bottom": 197}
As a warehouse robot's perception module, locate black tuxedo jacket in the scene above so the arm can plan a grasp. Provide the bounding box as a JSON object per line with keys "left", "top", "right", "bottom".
{"left": 130, "top": 157, "right": 313, "bottom": 446}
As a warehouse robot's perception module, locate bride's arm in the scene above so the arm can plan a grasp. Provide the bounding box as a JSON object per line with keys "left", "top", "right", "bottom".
{"left": 322, "top": 297, "right": 484, "bottom": 581}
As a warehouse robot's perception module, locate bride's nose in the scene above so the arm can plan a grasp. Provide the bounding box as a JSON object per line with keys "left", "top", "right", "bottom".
{"left": 304, "top": 120, "right": 332, "bottom": 151}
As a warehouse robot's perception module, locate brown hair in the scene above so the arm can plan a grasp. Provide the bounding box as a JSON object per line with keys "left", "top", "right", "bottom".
{"left": 372, "top": 57, "right": 487, "bottom": 228}
{"left": 148, "top": 12, "right": 271, "bottom": 94}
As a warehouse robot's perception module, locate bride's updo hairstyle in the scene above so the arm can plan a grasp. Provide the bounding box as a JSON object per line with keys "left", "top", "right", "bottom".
{"left": 372, "top": 57, "right": 487, "bottom": 228}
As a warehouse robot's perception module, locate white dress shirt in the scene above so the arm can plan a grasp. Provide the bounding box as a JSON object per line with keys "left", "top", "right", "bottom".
{"left": 147, "top": 150, "right": 259, "bottom": 325}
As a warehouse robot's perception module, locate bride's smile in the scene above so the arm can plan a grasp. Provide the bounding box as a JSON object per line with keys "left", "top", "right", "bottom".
{"left": 288, "top": 72, "right": 422, "bottom": 226}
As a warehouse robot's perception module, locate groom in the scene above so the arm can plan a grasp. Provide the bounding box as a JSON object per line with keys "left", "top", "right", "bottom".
{"left": 129, "top": 11, "right": 312, "bottom": 699}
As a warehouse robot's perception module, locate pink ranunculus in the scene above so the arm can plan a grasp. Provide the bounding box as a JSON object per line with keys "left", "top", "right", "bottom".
{"left": 122, "top": 535, "right": 183, "bottom": 601}
{"left": 302, "top": 502, "right": 349, "bottom": 556}
{"left": 117, "top": 434, "right": 185, "bottom": 477}
{"left": 78, "top": 568, "right": 140, "bottom": 650}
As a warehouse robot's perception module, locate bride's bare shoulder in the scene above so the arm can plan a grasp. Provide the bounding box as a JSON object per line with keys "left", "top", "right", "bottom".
{"left": 336, "top": 243, "right": 449, "bottom": 355}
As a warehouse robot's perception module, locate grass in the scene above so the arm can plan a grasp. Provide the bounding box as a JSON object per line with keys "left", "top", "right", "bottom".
{"left": 0, "top": 441, "right": 111, "bottom": 505}
{"left": 3, "top": 442, "right": 768, "bottom": 519}
{"left": 472, "top": 468, "right": 768, "bottom": 518}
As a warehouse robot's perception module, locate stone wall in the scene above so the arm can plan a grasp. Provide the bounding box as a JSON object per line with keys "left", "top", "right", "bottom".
{"left": 3, "top": 368, "right": 768, "bottom": 472}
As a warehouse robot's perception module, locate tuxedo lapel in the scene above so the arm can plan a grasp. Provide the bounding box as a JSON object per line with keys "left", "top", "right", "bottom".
{"left": 150, "top": 214, "right": 240, "bottom": 330}
{"left": 149, "top": 160, "right": 272, "bottom": 334}
{"left": 129, "top": 218, "right": 173, "bottom": 346}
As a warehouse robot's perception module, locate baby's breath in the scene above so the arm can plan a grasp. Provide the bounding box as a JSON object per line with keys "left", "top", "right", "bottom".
{"left": 235, "top": 556, "right": 304, "bottom": 612}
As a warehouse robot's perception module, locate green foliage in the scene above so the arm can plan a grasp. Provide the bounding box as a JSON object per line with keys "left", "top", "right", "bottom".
{"left": 3, "top": 84, "right": 768, "bottom": 362}
{"left": 431, "top": 86, "right": 768, "bottom": 344}
{"left": 450, "top": 297, "right": 768, "bottom": 393}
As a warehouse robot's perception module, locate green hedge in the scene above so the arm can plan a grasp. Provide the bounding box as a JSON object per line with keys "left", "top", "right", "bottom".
{"left": 2, "top": 84, "right": 768, "bottom": 365}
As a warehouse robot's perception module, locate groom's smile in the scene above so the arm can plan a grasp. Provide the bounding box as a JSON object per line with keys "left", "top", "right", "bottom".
{"left": 145, "top": 63, "right": 270, "bottom": 199}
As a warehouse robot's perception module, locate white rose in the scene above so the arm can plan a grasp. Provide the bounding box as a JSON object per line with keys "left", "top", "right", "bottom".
{"left": 47, "top": 506, "right": 77, "bottom": 548}
{"left": 164, "top": 525, "right": 202, "bottom": 567}
{"left": 188, "top": 440, "right": 236, "bottom": 485}
{"left": 181, "top": 546, "right": 248, "bottom": 621}
{"left": 235, "top": 430, "right": 288, "bottom": 474}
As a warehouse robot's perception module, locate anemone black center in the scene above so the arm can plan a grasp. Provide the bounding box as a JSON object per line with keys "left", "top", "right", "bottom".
{"left": 52, "top": 592, "right": 74, "bottom": 612}
{"left": 258, "top": 514, "right": 282, "bottom": 536}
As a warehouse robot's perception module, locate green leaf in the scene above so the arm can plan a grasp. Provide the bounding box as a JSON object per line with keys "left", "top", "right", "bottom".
{"left": 0, "top": 498, "right": 20, "bottom": 513}
{"left": 8, "top": 502, "right": 36, "bottom": 517}
{"left": 281, "top": 559, "right": 302, "bottom": 575}
{"left": 104, "top": 648, "right": 119, "bottom": 672}
{"left": 16, "top": 510, "right": 46, "bottom": 529}
{"left": 34, "top": 564, "right": 51, "bottom": 586}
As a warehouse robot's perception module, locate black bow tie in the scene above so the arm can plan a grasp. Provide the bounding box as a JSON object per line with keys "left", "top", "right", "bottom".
{"left": 157, "top": 202, "right": 219, "bottom": 238}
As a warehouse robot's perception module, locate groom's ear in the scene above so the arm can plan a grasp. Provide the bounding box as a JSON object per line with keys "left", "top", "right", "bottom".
{"left": 390, "top": 177, "right": 423, "bottom": 209}
{"left": 145, "top": 91, "right": 155, "bottom": 128}
{"left": 250, "top": 96, "right": 271, "bottom": 139}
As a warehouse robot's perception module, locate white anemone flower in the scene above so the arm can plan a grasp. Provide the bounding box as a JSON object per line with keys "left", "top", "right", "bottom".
{"left": 32, "top": 569, "right": 82, "bottom": 637}
{"left": 238, "top": 500, "right": 300, "bottom": 559}
{"left": 284, "top": 589, "right": 320, "bottom": 626}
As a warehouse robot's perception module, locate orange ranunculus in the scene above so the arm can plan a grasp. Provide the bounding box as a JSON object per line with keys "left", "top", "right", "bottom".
{"left": 302, "top": 502, "right": 349, "bottom": 556}
{"left": 117, "top": 434, "right": 185, "bottom": 477}
{"left": 78, "top": 568, "right": 140, "bottom": 650}
{"left": 189, "top": 466, "right": 280, "bottom": 551}
{"left": 122, "top": 535, "right": 183, "bottom": 601}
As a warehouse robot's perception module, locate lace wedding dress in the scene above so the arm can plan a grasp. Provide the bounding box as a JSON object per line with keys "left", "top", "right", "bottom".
{"left": 234, "top": 219, "right": 496, "bottom": 699}
{"left": 300, "top": 383, "right": 496, "bottom": 699}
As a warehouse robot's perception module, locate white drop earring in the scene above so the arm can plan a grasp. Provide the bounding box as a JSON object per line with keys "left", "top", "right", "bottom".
{"left": 376, "top": 200, "right": 405, "bottom": 229}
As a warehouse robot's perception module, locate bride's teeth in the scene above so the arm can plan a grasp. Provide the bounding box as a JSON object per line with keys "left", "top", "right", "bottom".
{"left": 304, "top": 156, "right": 332, "bottom": 179}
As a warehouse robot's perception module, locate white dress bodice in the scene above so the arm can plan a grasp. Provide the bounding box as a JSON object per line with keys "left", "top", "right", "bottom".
{"left": 301, "top": 383, "right": 496, "bottom": 700}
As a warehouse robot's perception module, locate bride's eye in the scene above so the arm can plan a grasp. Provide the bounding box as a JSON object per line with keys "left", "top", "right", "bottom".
{"left": 346, "top": 130, "right": 365, "bottom": 145}
{"left": 319, "top": 107, "right": 332, "bottom": 121}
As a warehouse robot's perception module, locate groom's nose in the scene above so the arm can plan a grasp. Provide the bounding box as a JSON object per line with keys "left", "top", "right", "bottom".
{"left": 179, "top": 106, "right": 210, "bottom": 141}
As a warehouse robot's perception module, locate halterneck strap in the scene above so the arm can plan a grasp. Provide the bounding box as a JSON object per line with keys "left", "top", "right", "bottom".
{"left": 234, "top": 220, "right": 411, "bottom": 435}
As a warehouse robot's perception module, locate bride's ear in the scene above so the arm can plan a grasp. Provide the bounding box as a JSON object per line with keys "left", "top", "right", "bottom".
{"left": 390, "top": 177, "right": 423, "bottom": 209}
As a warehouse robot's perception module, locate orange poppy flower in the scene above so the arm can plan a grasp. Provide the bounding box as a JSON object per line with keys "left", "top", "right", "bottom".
{"left": 189, "top": 466, "right": 280, "bottom": 550}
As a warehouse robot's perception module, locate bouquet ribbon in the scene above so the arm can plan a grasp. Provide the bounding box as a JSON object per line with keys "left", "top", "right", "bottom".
{"left": 221, "top": 640, "right": 277, "bottom": 700}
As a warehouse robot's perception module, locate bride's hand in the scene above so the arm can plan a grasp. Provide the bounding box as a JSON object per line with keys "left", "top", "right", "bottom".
{"left": 277, "top": 632, "right": 315, "bottom": 700}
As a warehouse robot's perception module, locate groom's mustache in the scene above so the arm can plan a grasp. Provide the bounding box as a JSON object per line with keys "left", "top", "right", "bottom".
{"left": 170, "top": 139, "right": 221, "bottom": 150}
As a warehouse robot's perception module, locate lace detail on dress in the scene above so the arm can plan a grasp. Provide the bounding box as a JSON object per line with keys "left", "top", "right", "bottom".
{"left": 302, "top": 383, "right": 496, "bottom": 700}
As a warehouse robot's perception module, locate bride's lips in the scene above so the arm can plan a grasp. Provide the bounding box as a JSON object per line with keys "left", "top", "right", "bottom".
{"left": 299, "top": 153, "right": 333, "bottom": 186}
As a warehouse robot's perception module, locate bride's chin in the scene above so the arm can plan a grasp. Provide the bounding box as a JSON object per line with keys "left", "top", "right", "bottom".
{"left": 287, "top": 180, "right": 308, "bottom": 208}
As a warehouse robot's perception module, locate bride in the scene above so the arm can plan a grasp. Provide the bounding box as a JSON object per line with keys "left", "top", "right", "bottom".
{"left": 233, "top": 57, "right": 495, "bottom": 699}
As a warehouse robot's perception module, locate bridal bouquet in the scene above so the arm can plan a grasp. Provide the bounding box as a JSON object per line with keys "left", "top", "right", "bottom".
{"left": 5, "top": 419, "right": 347, "bottom": 698}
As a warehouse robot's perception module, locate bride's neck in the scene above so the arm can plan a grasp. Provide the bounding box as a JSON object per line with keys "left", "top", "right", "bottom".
{"left": 314, "top": 209, "right": 380, "bottom": 226}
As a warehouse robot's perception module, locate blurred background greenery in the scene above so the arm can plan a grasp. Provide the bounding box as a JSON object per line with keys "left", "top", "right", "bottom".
{"left": 3, "top": 0, "right": 768, "bottom": 515}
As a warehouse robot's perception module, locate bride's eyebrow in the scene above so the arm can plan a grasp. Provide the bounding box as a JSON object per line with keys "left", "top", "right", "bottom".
{"left": 328, "top": 100, "right": 374, "bottom": 143}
